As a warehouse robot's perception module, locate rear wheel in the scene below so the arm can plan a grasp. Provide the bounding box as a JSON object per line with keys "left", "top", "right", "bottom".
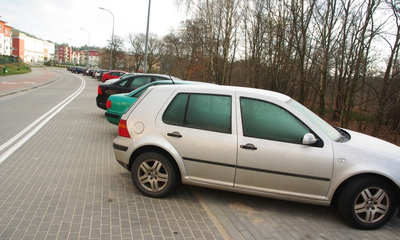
{"left": 338, "top": 177, "right": 396, "bottom": 230}
{"left": 131, "top": 152, "right": 177, "bottom": 198}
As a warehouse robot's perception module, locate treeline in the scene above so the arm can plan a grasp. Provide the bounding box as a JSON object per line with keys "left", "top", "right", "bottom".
{"left": 98, "top": 0, "right": 400, "bottom": 141}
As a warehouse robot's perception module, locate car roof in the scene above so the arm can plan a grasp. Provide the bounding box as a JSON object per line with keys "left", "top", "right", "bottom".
{"left": 147, "top": 84, "right": 291, "bottom": 102}
{"left": 127, "top": 73, "right": 181, "bottom": 79}
{"left": 107, "top": 70, "right": 127, "bottom": 73}
{"left": 125, "top": 80, "right": 211, "bottom": 96}
{"left": 104, "top": 73, "right": 181, "bottom": 85}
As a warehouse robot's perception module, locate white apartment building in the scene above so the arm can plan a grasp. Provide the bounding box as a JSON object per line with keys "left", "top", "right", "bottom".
{"left": 0, "top": 20, "right": 12, "bottom": 56}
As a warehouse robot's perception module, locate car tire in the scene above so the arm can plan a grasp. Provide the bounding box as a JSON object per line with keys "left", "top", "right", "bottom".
{"left": 131, "top": 152, "right": 177, "bottom": 198}
{"left": 338, "top": 176, "right": 396, "bottom": 230}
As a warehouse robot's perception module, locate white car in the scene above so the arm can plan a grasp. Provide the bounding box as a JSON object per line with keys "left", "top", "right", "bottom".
{"left": 113, "top": 84, "right": 400, "bottom": 230}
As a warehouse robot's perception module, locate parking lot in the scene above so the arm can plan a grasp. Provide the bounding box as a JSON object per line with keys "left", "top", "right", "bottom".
{"left": 0, "top": 68, "right": 399, "bottom": 239}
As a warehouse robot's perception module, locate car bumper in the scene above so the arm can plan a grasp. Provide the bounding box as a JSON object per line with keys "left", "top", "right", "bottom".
{"left": 113, "top": 137, "right": 133, "bottom": 170}
{"left": 105, "top": 112, "right": 120, "bottom": 125}
{"left": 96, "top": 96, "right": 107, "bottom": 110}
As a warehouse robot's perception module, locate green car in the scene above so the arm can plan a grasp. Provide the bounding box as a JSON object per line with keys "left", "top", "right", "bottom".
{"left": 105, "top": 80, "right": 210, "bottom": 125}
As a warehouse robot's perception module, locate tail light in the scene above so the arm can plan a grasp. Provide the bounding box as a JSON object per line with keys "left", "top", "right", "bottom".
{"left": 106, "top": 100, "right": 112, "bottom": 109}
{"left": 118, "top": 119, "right": 131, "bottom": 138}
{"left": 98, "top": 86, "right": 102, "bottom": 95}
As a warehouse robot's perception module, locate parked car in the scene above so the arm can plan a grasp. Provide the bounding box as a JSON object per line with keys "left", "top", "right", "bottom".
{"left": 101, "top": 70, "right": 128, "bottom": 82}
{"left": 71, "top": 67, "right": 85, "bottom": 74}
{"left": 92, "top": 69, "right": 99, "bottom": 78}
{"left": 84, "top": 68, "right": 96, "bottom": 76}
{"left": 97, "top": 74, "right": 180, "bottom": 110}
{"left": 113, "top": 84, "right": 400, "bottom": 230}
{"left": 97, "top": 70, "right": 110, "bottom": 81}
{"left": 95, "top": 70, "right": 109, "bottom": 80}
{"left": 105, "top": 80, "right": 211, "bottom": 125}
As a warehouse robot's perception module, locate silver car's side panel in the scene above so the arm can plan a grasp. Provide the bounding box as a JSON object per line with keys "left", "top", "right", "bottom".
{"left": 114, "top": 84, "right": 400, "bottom": 208}
{"left": 235, "top": 137, "right": 333, "bottom": 199}
{"left": 155, "top": 89, "right": 238, "bottom": 187}
{"left": 233, "top": 91, "right": 334, "bottom": 201}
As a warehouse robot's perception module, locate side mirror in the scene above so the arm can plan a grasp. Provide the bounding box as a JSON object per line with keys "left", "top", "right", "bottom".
{"left": 302, "top": 133, "right": 317, "bottom": 145}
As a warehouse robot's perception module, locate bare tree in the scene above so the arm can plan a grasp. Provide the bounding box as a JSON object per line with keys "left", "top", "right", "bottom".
{"left": 175, "top": 0, "right": 240, "bottom": 84}
{"left": 372, "top": 0, "right": 400, "bottom": 135}
{"left": 313, "top": 0, "right": 339, "bottom": 117}
{"left": 127, "top": 33, "right": 145, "bottom": 72}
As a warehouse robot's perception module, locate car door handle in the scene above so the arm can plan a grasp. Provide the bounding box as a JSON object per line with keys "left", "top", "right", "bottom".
{"left": 167, "top": 131, "right": 182, "bottom": 138}
{"left": 240, "top": 143, "right": 257, "bottom": 150}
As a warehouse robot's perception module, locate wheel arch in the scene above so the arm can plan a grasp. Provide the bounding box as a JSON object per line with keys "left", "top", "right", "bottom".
{"left": 127, "top": 145, "right": 182, "bottom": 183}
{"left": 331, "top": 173, "right": 400, "bottom": 207}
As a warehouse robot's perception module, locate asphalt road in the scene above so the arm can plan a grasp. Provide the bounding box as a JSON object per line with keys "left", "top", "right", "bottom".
{"left": 0, "top": 68, "right": 399, "bottom": 239}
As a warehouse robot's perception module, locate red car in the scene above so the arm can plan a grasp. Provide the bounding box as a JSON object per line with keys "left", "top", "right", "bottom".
{"left": 101, "top": 70, "right": 128, "bottom": 82}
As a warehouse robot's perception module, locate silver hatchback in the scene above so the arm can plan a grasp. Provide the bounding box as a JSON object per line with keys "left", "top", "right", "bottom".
{"left": 113, "top": 84, "right": 400, "bottom": 230}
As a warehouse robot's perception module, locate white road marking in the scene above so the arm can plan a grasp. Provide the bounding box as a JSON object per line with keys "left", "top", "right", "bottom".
{"left": 0, "top": 75, "right": 86, "bottom": 164}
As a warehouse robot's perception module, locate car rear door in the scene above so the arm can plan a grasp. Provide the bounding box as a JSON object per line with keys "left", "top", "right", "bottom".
{"left": 156, "top": 89, "right": 237, "bottom": 187}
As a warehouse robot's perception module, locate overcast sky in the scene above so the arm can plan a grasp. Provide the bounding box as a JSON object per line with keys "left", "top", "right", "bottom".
{"left": 1, "top": 0, "right": 187, "bottom": 48}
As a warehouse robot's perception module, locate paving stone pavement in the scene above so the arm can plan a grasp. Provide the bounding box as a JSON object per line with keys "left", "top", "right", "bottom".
{"left": 0, "top": 69, "right": 227, "bottom": 240}
{"left": 1, "top": 68, "right": 400, "bottom": 240}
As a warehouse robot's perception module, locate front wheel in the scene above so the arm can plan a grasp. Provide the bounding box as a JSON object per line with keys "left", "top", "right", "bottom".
{"left": 131, "top": 152, "right": 177, "bottom": 198}
{"left": 338, "top": 177, "right": 396, "bottom": 230}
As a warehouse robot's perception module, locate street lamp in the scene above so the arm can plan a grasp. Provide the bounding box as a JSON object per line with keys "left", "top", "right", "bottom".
{"left": 68, "top": 38, "right": 76, "bottom": 64}
{"left": 144, "top": 0, "right": 151, "bottom": 73}
{"left": 68, "top": 38, "right": 76, "bottom": 48}
{"left": 99, "top": 7, "right": 114, "bottom": 70}
{"left": 80, "top": 28, "right": 90, "bottom": 67}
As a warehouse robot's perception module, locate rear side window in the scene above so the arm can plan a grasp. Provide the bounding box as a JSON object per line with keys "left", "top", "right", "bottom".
{"left": 118, "top": 80, "right": 129, "bottom": 87}
{"left": 163, "top": 93, "right": 231, "bottom": 133}
{"left": 240, "top": 97, "right": 309, "bottom": 143}
{"left": 129, "top": 77, "right": 152, "bottom": 88}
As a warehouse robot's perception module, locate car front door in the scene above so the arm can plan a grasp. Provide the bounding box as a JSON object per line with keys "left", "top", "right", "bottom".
{"left": 235, "top": 96, "right": 334, "bottom": 201}
{"left": 157, "top": 92, "right": 237, "bottom": 187}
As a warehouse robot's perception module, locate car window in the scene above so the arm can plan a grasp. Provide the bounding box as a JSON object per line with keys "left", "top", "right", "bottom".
{"left": 163, "top": 93, "right": 231, "bottom": 133}
{"left": 118, "top": 80, "right": 129, "bottom": 87}
{"left": 129, "top": 77, "right": 152, "bottom": 88}
{"left": 154, "top": 76, "right": 168, "bottom": 81}
{"left": 240, "top": 97, "right": 309, "bottom": 143}
{"left": 131, "top": 82, "right": 169, "bottom": 98}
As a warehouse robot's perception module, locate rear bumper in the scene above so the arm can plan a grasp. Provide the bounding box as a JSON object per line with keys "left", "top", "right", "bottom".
{"left": 113, "top": 137, "right": 133, "bottom": 170}
{"left": 105, "top": 112, "right": 119, "bottom": 119}
{"left": 105, "top": 112, "right": 120, "bottom": 125}
{"left": 96, "top": 95, "right": 107, "bottom": 110}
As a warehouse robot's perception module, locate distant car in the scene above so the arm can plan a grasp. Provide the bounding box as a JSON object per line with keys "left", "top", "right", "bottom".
{"left": 92, "top": 69, "right": 101, "bottom": 78}
{"left": 96, "top": 74, "right": 180, "bottom": 110}
{"left": 101, "top": 70, "right": 128, "bottom": 82}
{"left": 71, "top": 67, "right": 84, "bottom": 74}
{"left": 105, "top": 80, "right": 210, "bottom": 125}
{"left": 95, "top": 70, "right": 109, "bottom": 80}
{"left": 82, "top": 68, "right": 88, "bottom": 74}
{"left": 113, "top": 84, "right": 400, "bottom": 230}
{"left": 84, "top": 68, "right": 96, "bottom": 76}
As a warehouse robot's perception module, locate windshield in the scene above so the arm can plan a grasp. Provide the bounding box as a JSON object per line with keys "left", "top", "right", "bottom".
{"left": 288, "top": 99, "right": 342, "bottom": 141}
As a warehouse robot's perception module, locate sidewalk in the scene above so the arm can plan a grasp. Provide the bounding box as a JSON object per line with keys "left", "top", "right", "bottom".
{"left": 0, "top": 68, "right": 61, "bottom": 97}
{"left": 0, "top": 68, "right": 399, "bottom": 239}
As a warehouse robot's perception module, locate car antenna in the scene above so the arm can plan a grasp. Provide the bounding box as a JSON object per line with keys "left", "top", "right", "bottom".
{"left": 169, "top": 74, "right": 175, "bottom": 84}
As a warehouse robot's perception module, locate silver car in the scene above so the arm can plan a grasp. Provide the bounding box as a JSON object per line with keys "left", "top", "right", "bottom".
{"left": 113, "top": 84, "right": 400, "bottom": 230}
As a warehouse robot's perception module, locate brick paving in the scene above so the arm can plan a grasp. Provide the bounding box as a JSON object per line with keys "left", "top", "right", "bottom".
{"left": 0, "top": 69, "right": 226, "bottom": 240}
{"left": 1, "top": 68, "right": 399, "bottom": 239}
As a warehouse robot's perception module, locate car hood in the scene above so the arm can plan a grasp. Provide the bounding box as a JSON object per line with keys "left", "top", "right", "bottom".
{"left": 344, "top": 129, "right": 400, "bottom": 159}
